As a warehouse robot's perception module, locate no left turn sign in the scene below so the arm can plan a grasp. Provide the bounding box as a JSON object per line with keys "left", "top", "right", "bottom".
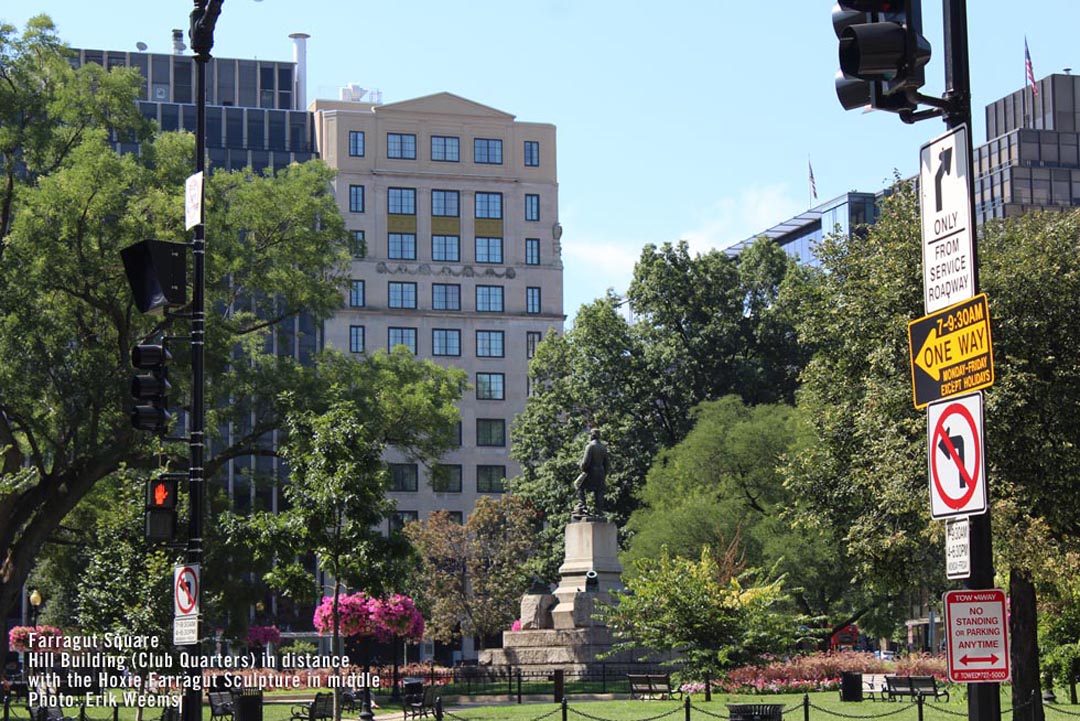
{"left": 174, "top": 564, "right": 200, "bottom": 616}
{"left": 928, "top": 392, "right": 987, "bottom": 519}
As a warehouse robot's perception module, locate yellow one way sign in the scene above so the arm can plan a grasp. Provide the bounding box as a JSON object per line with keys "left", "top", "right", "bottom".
{"left": 907, "top": 294, "right": 994, "bottom": 409}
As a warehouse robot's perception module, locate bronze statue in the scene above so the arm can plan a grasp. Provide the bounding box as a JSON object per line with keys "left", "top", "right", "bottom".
{"left": 572, "top": 428, "right": 609, "bottom": 519}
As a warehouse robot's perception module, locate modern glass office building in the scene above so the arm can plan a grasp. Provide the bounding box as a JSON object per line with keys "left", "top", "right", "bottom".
{"left": 975, "top": 73, "right": 1080, "bottom": 225}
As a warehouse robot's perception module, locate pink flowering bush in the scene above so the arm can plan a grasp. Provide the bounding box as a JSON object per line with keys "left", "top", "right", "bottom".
{"left": 372, "top": 594, "right": 424, "bottom": 641}
{"left": 247, "top": 625, "right": 281, "bottom": 646}
{"left": 313, "top": 592, "right": 424, "bottom": 640}
{"left": 718, "top": 651, "right": 899, "bottom": 694}
{"left": 8, "top": 625, "right": 62, "bottom": 652}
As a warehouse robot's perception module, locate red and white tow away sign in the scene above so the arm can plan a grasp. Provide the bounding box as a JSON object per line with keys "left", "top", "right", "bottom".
{"left": 944, "top": 589, "right": 1010, "bottom": 683}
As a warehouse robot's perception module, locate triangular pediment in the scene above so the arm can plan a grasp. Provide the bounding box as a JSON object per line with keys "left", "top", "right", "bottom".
{"left": 377, "top": 92, "right": 515, "bottom": 120}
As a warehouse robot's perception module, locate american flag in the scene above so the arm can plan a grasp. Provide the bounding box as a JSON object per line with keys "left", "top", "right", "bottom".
{"left": 1025, "top": 37, "right": 1039, "bottom": 97}
{"left": 808, "top": 160, "right": 818, "bottom": 201}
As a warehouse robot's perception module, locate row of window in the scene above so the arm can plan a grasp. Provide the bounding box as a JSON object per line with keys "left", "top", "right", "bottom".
{"left": 348, "top": 187, "right": 540, "bottom": 222}
{"left": 351, "top": 232, "right": 542, "bottom": 265}
{"left": 348, "top": 326, "right": 544, "bottom": 360}
{"left": 349, "top": 281, "right": 542, "bottom": 314}
{"left": 389, "top": 463, "right": 508, "bottom": 494}
{"left": 349, "top": 131, "right": 540, "bottom": 168}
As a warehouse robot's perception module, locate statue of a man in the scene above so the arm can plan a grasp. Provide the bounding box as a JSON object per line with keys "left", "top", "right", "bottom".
{"left": 573, "top": 428, "right": 609, "bottom": 519}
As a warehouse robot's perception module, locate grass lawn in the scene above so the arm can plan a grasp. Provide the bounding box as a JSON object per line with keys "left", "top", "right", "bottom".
{"left": 9, "top": 686, "right": 1075, "bottom": 721}
{"left": 432, "top": 687, "right": 1070, "bottom": 721}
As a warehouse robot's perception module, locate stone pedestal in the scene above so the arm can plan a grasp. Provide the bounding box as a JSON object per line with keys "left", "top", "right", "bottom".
{"left": 480, "top": 519, "right": 669, "bottom": 673}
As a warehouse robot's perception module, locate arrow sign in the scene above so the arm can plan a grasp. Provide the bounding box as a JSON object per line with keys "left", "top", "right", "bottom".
{"left": 960, "top": 653, "right": 1000, "bottom": 665}
{"left": 914, "top": 315, "right": 990, "bottom": 380}
{"left": 908, "top": 294, "right": 994, "bottom": 409}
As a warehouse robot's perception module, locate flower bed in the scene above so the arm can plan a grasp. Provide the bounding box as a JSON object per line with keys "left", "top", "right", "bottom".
{"left": 710, "top": 651, "right": 949, "bottom": 695}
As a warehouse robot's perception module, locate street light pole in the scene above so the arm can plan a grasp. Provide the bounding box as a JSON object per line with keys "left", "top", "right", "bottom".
{"left": 185, "top": 3, "right": 221, "bottom": 721}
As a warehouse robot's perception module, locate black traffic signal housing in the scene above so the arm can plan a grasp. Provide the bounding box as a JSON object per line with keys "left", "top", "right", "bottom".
{"left": 145, "top": 475, "right": 179, "bottom": 542}
{"left": 131, "top": 344, "right": 172, "bottom": 433}
{"left": 832, "top": 1, "right": 931, "bottom": 113}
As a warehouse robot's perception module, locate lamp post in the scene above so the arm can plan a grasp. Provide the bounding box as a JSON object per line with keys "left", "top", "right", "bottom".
{"left": 28, "top": 590, "right": 42, "bottom": 627}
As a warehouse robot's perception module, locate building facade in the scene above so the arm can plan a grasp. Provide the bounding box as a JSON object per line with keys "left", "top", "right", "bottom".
{"left": 975, "top": 72, "right": 1080, "bottom": 225}
{"left": 312, "top": 92, "right": 564, "bottom": 528}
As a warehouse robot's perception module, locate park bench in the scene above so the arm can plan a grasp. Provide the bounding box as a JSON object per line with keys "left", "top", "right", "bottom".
{"left": 404, "top": 685, "right": 438, "bottom": 719}
{"left": 862, "top": 673, "right": 888, "bottom": 701}
{"left": 884, "top": 675, "right": 950, "bottom": 702}
{"left": 627, "top": 673, "right": 682, "bottom": 700}
{"left": 290, "top": 692, "right": 333, "bottom": 721}
{"left": 29, "top": 707, "right": 76, "bottom": 721}
{"left": 208, "top": 691, "right": 234, "bottom": 721}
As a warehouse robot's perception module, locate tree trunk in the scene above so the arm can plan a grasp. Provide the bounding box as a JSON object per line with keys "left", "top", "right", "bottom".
{"left": 1009, "top": 568, "right": 1043, "bottom": 721}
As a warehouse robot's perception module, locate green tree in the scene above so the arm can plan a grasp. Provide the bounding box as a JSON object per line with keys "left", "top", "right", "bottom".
{"left": 600, "top": 544, "right": 800, "bottom": 679}
{"left": 405, "top": 495, "right": 540, "bottom": 648}
{"left": 512, "top": 238, "right": 805, "bottom": 580}
{"left": 784, "top": 180, "right": 1080, "bottom": 717}
{"left": 0, "top": 16, "right": 354, "bottom": 657}
{"left": 623, "top": 396, "right": 858, "bottom": 640}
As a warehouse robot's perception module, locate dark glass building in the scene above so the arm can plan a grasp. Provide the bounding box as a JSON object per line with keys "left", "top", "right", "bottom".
{"left": 975, "top": 73, "right": 1080, "bottom": 225}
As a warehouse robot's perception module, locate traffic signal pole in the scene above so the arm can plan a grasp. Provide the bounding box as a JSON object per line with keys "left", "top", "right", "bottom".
{"left": 184, "top": 3, "right": 220, "bottom": 721}
{"left": 940, "top": 3, "right": 999, "bottom": 721}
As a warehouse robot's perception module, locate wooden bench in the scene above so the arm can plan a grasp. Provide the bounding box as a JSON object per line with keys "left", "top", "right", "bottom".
{"left": 884, "top": 675, "right": 950, "bottom": 702}
{"left": 403, "top": 685, "right": 437, "bottom": 719}
{"left": 627, "top": 674, "right": 682, "bottom": 700}
{"left": 207, "top": 691, "right": 234, "bottom": 721}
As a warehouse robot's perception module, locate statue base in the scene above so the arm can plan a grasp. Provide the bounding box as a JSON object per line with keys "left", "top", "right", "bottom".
{"left": 479, "top": 520, "right": 672, "bottom": 673}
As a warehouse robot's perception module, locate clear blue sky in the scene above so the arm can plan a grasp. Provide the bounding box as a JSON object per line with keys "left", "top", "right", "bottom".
{"left": 8, "top": 2, "right": 1077, "bottom": 320}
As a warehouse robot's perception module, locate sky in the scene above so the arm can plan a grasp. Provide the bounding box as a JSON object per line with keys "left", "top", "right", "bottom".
{"left": 6, "top": 1, "right": 1079, "bottom": 321}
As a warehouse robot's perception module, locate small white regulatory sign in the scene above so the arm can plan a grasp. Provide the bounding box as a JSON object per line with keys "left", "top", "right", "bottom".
{"left": 920, "top": 125, "right": 975, "bottom": 314}
{"left": 945, "top": 517, "right": 970, "bottom": 579}
{"left": 174, "top": 564, "right": 200, "bottom": 617}
{"left": 928, "top": 392, "right": 987, "bottom": 519}
{"left": 185, "top": 171, "right": 204, "bottom": 230}
{"left": 173, "top": 614, "right": 199, "bottom": 645}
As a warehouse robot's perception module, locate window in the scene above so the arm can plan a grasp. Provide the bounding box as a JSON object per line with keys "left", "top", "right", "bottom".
{"left": 476, "top": 285, "right": 504, "bottom": 312}
{"left": 477, "top": 465, "right": 507, "bottom": 493}
{"left": 349, "top": 185, "right": 364, "bottom": 213}
{"left": 445, "top": 511, "right": 464, "bottom": 524}
{"left": 388, "top": 233, "right": 417, "bottom": 260}
{"left": 388, "top": 281, "right": 417, "bottom": 309}
{"left": 388, "top": 327, "right": 417, "bottom": 354}
{"left": 476, "top": 419, "right": 506, "bottom": 447}
{"left": 476, "top": 372, "right": 505, "bottom": 400}
{"left": 432, "top": 235, "right": 460, "bottom": 262}
{"left": 349, "top": 325, "right": 365, "bottom": 354}
{"left": 476, "top": 330, "right": 505, "bottom": 358}
{"left": 524, "top": 140, "right": 540, "bottom": 167}
{"left": 526, "top": 286, "right": 541, "bottom": 314}
{"left": 350, "top": 231, "right": 367, "bottom": 258}
{"left": 388, "top": 187, "right": 416, "bottom": 215}
{"left": 475, "top": 192, "right": 503, "bottom": 219}
{"left": 432, "top": 464, "right": 463, "bottom": 493}
{"left": 432, "top": 328, "right": 461, "bottom": 356}
{"left": 526, "top": 331, "right": 542, "bottom": 359}
{"left": 432, "top": 283, "right": 461, "bottom": 311}
{"left": 348, "top": 130, "right": 365, "bottom": 157}
{"left": 474, "top": 138, "right": 503, "bottom": 164}
{"left": 453, "top": 421, "right": 462, "bottom": 447}
{"left": 432, "top": 190, "right": 460, "bottom": 217}
{"left": 349, "top": 280, "right": 365, "bottom": 307}
{"left": 389, "top": 510, "right": 419, "bottom": 534}
{"left": 431, "top": 135, "right": 460, "bottom": 162}
{"left": 526, "top": 238, "right": 540, "bottom": 265}
{"left": 525, "top": 194, "right": 540, "bottom": 222}
{"left": 475, "top": 237, "right": 503, "bottom": 264}
{"left": 388, "top": 463, "right": 418, "bottom": 492}
{"left": 387, "top": 132, "right": 416, "bottom": 159}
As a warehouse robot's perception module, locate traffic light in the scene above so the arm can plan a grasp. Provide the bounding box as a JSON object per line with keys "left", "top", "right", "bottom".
{"left": 131, "top": 344, "right": 172, "bottom": 433}
{"left": 145, "top": 475, "right": 178, "bottom": 542}
{"left": 120, "top": 240, "right": 188, "bottom": 314}
{"left": 832, "top": 1, "right": 931, "bottom": 112}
